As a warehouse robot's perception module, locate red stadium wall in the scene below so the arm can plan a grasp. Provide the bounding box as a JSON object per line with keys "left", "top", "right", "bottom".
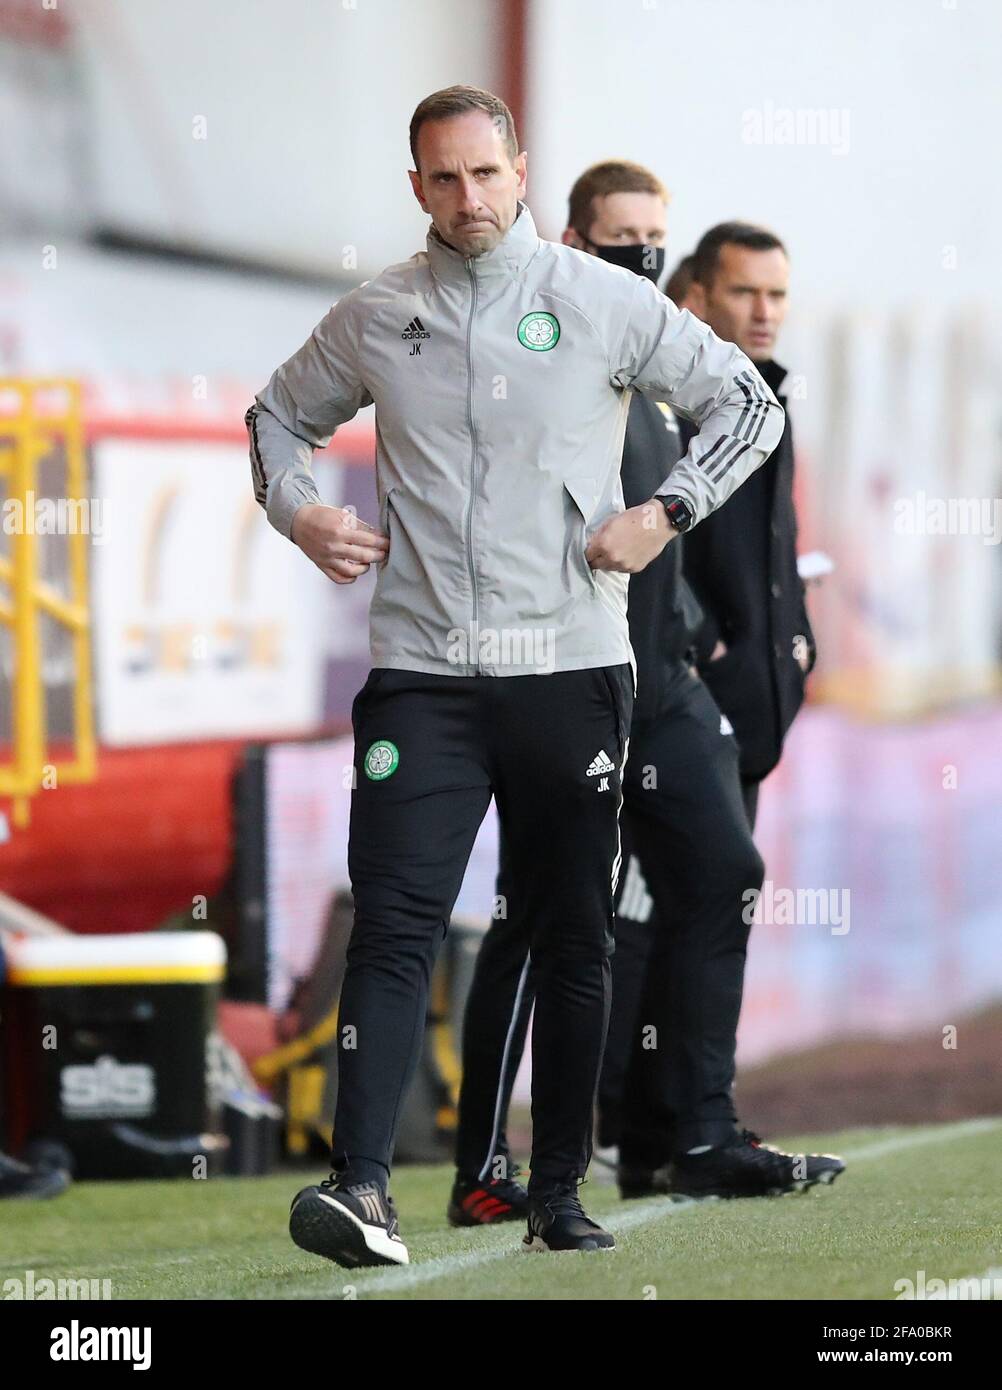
{"left": 1, "top": 740, "right": 244, "bottom": 934}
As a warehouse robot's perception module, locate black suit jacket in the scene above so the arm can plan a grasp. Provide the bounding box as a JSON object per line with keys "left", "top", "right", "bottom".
{"left": 680, "top": 359, "right": 815, "bottom": 781}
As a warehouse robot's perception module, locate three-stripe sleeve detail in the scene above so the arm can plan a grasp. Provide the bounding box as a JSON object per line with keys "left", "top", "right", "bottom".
{"left": 697, "top": 370, "right": 775, "bottom": 484}
{"left": 246, "top": 404, "right": 268, "bottom": 505}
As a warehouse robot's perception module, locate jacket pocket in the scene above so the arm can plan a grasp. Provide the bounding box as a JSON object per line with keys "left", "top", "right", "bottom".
{"left": 377, "top": 486, "right": 396, "bottom": 567}
{"left": 351, "top": 667, "right": 390, "bottom": 728}
{"left": 562, "top": 476, "right": 600, "bottom": 590}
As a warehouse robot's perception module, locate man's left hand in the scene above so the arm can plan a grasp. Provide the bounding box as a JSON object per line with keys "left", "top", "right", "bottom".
{"left": 585, "top": 500, "right": 677, "bottom": 574}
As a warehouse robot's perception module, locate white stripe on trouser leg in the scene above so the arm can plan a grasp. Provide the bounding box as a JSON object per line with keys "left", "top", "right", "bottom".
{"left": 610, "top": 657, "right": 636, "bottom": 897}
{"left": 477, "top": 953, "right": 532, "bottom": 1183}
{"left": 610, "top": 734, "right": 629, "bottom": 895}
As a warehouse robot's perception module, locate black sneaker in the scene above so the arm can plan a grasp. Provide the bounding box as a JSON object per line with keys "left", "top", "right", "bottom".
{"left": 448, "top": 1167, "right": 529, "bottom": 1226}
{"left": 666, "top": 1129, "right": 846, "bottom": 1199}
{"left": 0, "top": 1151, "right": 71, "bottom": 1200}
{"left": 618, "top": 1163, "right": 670, "bottom": 1201}
{"left": 522, "top": 1183, "right": 615, "bottom": 1253}
{"left": 289, "top": 1178, "right": 409, "bottom": 1267}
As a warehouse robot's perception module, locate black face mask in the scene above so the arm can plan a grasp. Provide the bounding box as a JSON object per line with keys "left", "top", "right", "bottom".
{"left": 585, "top": 239, "right": 666, "bottom": 284}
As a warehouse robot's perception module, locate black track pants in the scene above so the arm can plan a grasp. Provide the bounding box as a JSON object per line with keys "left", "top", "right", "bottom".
{"left": 332, "top": 663, "right": 633, "bottom": 1190}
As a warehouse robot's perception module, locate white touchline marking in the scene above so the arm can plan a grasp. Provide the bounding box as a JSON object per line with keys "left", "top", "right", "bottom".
{"left": 347, "top": 1119, "right": 1002, "bottom": 1296}
{"left": 839, "top": 1116, "right": 1002, "bottom": 1163}
{"left": 359, "top": 1197, "right": 697, "bottom": 1294}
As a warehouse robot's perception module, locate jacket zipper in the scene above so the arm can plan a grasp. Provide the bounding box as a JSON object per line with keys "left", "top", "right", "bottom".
{"left": 464, "top": 257, "right": 482, "bottom": 674}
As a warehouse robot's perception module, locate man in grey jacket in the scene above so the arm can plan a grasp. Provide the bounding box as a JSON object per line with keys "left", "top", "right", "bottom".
{"left": 247, "top": 84, "right": 783, "bottom": 1267}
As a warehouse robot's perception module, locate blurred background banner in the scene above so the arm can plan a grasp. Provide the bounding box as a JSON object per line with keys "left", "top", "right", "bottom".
{"left": 91, "top": 437, "right": 331, "bottom": 743}
{"left": 1, "top": 0, "right": 1000, "bottom": 1164}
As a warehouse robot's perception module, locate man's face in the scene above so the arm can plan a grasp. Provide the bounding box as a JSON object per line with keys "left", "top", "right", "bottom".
{"left": 564, "top": 190, "right": 666, "bottom": 252}
{"left": 409, "top": 110, "right": 527, "bottom": 257}
{"left": 688, "top": 244, "right": 789, "bottom": 361}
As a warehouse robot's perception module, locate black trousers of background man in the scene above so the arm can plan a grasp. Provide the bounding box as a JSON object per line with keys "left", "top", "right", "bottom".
{"left": 334, "top": 662, "right": 633, "bottom": 1192}
{"left": 455, "top": 660, "right": 764, "bottom": 1180}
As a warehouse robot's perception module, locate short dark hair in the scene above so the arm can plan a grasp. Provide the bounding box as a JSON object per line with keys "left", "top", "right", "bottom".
{"left": 409, "top": 85, "right": 518, "bottom": 171}
{"left": 567, "top": 160, "right": 669, "bottom": 240}
{"left": 692, "top": 221, "right": 787, "bottom": 288}
{"left": 664, "top": 253, "right": 695, "bottom": 305}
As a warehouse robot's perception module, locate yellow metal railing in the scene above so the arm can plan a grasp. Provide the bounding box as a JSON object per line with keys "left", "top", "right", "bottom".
{"left": 0, "top": 379, "right": 96, "bottom": 829}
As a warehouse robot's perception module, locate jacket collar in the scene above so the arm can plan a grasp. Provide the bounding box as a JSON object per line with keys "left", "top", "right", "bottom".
{"left": 426, "top": 200, "right": 540, "bottom": 286}
{"left": 759, "top": 358, "right": 788, "bottom": 395}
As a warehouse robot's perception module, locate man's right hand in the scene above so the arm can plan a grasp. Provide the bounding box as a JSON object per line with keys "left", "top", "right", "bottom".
{"left": 290, "top": 504, "right": 389, "bottom": 584}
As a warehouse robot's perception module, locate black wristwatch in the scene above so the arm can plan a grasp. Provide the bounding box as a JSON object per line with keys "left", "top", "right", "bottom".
{"left": 658, "top": 494, "right": 694, "bottom": 534}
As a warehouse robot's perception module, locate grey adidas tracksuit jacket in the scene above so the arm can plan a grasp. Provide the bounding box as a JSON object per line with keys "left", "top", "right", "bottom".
{"left": 246, "top": 202, "right": 784, "bottom": 678}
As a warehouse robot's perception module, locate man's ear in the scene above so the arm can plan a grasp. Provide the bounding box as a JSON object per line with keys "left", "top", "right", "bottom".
{"left": 685, "top": 280, "right": 708, "bottom": 319}
{"left": 563, "top": 227, "right": 586, "bottom": 250}
{"left": 408, "top": 168, "right": 428, "bottom": 213}
{"left": 515, "top": 149, "right": 528, "bottom": 198}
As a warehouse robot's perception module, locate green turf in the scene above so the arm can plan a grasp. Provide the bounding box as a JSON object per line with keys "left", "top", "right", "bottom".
{"left": 1, "top": 1121, "right": 999, "bottom": 1300}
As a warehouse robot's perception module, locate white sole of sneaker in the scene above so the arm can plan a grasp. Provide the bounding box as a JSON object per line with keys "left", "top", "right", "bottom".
{"left": 290, "top": 1190, "right": 409, "bottom": 1267}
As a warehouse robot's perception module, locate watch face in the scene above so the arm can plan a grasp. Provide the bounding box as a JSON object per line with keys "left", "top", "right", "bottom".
{"left": 663, "top": 497, "right": 692, "bottom": 531}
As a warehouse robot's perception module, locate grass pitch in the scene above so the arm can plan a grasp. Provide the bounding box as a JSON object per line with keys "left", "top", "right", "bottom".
{"left": 2, "top": 1120, "right": 999, "bottom": 1301}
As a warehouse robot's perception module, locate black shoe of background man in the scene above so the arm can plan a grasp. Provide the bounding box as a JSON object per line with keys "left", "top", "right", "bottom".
{"left": 0, "top": 1150, "right": 71, "bottom": 1200}
{"left": 289, "top": 1177, "right": 409, "bottom": 1267}
{"left": 522, "top": 1181, "right": 615, "bottom": 1252}
{"left": 666, "top": 1130, "right": 846, "bottom": 1199}
{"left": 618, "top": 1162, "right": 671, "bottom": 1201}
{"left": 448, "top": 1166, "right": 529, "bottom": 1226}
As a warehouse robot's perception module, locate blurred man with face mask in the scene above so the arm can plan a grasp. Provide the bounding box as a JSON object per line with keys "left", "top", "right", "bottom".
{"left": 449, "top": 165, "right": 843, "bottom": 1222}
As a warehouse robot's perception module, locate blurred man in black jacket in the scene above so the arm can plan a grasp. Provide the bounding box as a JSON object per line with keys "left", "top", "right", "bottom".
{"left": 680, "top": 222, "right": 816, "bottom": 827}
